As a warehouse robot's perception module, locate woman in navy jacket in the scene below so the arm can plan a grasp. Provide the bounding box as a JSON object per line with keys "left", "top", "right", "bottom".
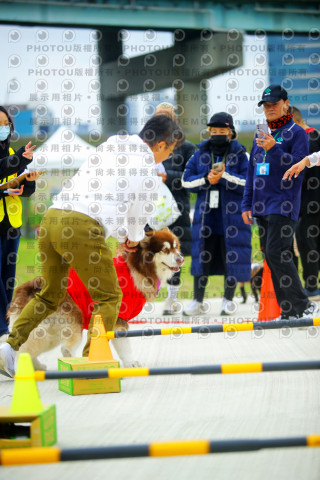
{"left": 182, "top": 112, "right": 251, "bottom": 316}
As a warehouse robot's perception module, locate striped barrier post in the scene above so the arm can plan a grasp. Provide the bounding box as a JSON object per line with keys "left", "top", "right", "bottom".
{"left": 103, "top": 318, "right": 320, "bottom": 339}
{"left": 1, "top": 435, "right": 319, "bottom": 465}
{"left": 22, "top": 360, "right": 320, "bottom": 381}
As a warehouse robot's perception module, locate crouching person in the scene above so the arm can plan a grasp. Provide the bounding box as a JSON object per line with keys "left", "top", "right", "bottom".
{"left": 0, "top": 115, "right": 185, "bottom": 377}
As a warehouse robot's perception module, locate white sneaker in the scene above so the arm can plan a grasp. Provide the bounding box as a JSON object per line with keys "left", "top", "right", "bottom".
{"left": 162, "top": 297, "right": 182, "bottom": 315}
{"left": 183, "top": 299, "right": 205, "bottom": 316}
{"left": 299, "top": 301, "right": 319, "bottom": 319}
{"left": 221, "top": 297, "right": 237, "bottom": 316}
{"left": 0, "top": 343, "right": 16, "bottom": 378}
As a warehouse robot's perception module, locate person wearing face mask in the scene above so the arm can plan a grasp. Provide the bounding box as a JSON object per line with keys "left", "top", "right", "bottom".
{"left": 182, "top": 112, "right": 251, "bottom": 316}
{"left": 0, "top": 106, "right": 38, "bottom": 341}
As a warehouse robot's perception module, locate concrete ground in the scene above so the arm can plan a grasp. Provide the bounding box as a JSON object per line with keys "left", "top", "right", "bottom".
{"left": 1, "top": 295, "right": 320, "bottom": 480}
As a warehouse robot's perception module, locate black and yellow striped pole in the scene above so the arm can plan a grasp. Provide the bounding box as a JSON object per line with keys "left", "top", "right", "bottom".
{"left": 104, "top": 318, "right": 320, "bottom": 339}
{"left": 1, "top": 435, "right": 319, "bottom": 466}
{"left": 26, "top": 360, "right": 320, "bottom": 381}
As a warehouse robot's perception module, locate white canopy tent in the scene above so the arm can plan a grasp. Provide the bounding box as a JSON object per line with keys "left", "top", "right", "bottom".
{"left": 33, "top": 126, "right": 96, "bottom": 170}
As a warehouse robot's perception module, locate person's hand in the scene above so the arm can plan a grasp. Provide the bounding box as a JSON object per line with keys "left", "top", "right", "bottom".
{"left": 122, "top": 239, "right": 139, "bottom": 253}
{"left": 22, "top": 141, "right": 37, "bottom": 159}
{"left": 157, "top": 173, "right": 167, "bottom": 183}
{"left": 208, "top": 164, "right": 225, "bottom": 185}
{"left": 25, "top": 170, "right": 41, "bottom": 181}
{"left": 282, "top": 157, "right": 310, "bottom": 180}
{"left": 7, "top": 186, "right": 24, "bottom": 196}
{"left": 242, "top": 210, "right": 253, "bottom": 225}
{"left": 256, "top": 132, "right": 276, "bottom": 151}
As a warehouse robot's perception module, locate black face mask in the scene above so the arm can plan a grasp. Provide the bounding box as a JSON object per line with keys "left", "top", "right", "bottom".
{"left": 209, "top": 135, "right": 230, "bottom": 146}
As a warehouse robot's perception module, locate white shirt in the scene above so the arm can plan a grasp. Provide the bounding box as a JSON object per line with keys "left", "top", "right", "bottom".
{"left": 307, "top": 150, "right": 320, "bottom": 167}
{"left": 51, "top": 134, "right": 161, "bottom": 242}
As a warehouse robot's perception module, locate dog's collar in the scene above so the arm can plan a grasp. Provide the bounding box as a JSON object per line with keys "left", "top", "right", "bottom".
{"left": 156, "top": 279, "right": 161, "bottom": 295}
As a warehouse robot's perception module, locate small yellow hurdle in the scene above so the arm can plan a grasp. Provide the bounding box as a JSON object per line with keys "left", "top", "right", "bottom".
{"left": 14, "top": 359, "right": 320, "bottom": 382}
{"left": 102, "top": 318, "right": 320, "bottom": 339}
{"left": 1, "top": 435, "right": 320, "bottom": 466}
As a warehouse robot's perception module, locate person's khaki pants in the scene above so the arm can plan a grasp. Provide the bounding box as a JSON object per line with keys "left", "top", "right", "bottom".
{"left": 8, "top": 209, "right": 122, "bottom": 356}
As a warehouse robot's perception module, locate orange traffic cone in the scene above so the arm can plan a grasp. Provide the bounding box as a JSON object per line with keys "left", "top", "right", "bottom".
{"left": 258, "top": 260, "right": 281, "bottom": 321}
{"left": 88, "top": 314, "right": 114, "bottom": 362}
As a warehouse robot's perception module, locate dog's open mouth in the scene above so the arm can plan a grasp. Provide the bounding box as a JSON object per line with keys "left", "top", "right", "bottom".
{"left": 161, "top": 262, "right": 180, "bottom": 272}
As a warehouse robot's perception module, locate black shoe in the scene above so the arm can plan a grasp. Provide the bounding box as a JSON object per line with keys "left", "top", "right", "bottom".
{"left": 280, "top": 312, "right": 299, "bottom": 321}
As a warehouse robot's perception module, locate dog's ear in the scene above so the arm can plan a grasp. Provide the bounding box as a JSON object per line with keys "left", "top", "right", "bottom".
{"left": 161, "top": 227, "right": 170, "bottom": 233}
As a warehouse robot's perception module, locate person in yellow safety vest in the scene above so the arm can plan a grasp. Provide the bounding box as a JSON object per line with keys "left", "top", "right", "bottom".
{"left": 0, "top": 106, "right": 38, "bottom": 341}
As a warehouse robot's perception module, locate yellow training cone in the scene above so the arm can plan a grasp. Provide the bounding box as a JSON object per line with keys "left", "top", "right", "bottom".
{"left": 11, "top": 353, "right": 43, "bottom": 414}
{"left": 88, "top": 315, "right": 114, "bottom": 362}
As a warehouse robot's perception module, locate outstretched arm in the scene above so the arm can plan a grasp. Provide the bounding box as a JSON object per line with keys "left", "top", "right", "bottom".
{"left": 282, "top": 157, "right": 310, "bottom": 180}
{"left": 283, "top": 150, "right": 320, "bottom": 180}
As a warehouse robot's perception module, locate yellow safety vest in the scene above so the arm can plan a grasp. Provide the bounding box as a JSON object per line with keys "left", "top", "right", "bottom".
{"left": 0, "top": 147, "right": 23, "bottom": 228}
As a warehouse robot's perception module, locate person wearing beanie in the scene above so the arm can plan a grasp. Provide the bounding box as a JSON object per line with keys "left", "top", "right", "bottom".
{"left": 182, "top": 112, "right": 251, "bottom": 316}
{"left": 242, "top": 85, "right": 318, "bottom": 320}
{"left": 154, "top": 103, "right": 196, "bottom": 315}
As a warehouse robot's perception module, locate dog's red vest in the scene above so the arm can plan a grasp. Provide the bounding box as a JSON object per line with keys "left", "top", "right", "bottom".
{"left": 67, "top": 256, "right": 146, "bottom": 329}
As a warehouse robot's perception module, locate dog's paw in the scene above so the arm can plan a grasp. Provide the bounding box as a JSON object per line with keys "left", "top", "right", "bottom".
{"left": 32, "top": 358, "right": 47, "bottom": 371}
{"left": 123, "top": 360, "right": 142, "bottom": 368}
{"left": 61, "top": 347, "right": 73, "bottom": 358}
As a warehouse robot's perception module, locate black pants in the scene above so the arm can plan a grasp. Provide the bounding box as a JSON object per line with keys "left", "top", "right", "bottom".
{"left": 257, "top": 214, "right": 308, "bottom": 316}
{"left": 193, "top": 235, "right": 236, "bottom": 303}
{"left": 194, "top": 275, "right": 236, "bottom": 303}
{"left": 295, "top": 213, "right": 320, "bottom": 292}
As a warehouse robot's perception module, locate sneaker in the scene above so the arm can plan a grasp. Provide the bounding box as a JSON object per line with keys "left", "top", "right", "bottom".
{"left": 220, "top": 298, "right": 237, "bottom": 316}
{"left": 277, "top": 312, "right": 299, "bottom": 321}
{"left": 183, "top": 299, "right": 205, "bottom": 316}
{"left": 0, "top": 343, "right": 16, "bottom": 378}
{"left": 298, "top": 301, "right": 319, "bottom": 319}
{"left": 162, "top": 297, "right": 182, "bottom": 316}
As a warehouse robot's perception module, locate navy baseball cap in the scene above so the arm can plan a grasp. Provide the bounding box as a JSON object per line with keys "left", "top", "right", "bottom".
{"left": 207, "top": 112, "right": 236, "bottom": 139}
{"left": 258, "top": 84, "right": 288, "bottom": 107}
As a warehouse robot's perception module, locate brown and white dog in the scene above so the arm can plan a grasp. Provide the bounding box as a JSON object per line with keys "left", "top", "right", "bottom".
{"left": 8, "top": 228, "right": 184, "bottom": 369}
